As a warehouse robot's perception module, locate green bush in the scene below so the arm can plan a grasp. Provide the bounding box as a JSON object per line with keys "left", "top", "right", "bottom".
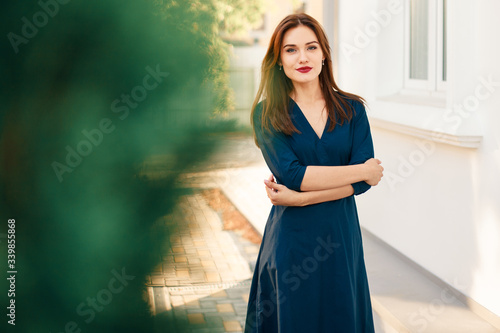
{"left": 0, "top": 0, "right": 263, "bottom": 332}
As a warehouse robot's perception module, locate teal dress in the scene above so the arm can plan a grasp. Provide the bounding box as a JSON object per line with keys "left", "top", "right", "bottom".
{"left": 244, "top": 97, "right": 375, "bottom": 333}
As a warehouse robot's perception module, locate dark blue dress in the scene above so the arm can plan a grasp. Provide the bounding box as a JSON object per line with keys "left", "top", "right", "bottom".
{"left": 244, "top": 98, "right": 375, "bottom": 333}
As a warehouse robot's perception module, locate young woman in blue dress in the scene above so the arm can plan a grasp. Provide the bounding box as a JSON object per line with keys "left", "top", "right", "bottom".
{"left": 245, "top": 13, "right": 384, "bottom": 333}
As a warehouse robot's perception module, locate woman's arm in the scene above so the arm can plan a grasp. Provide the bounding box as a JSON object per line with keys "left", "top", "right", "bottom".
{"left": 254, "top": 101, "right": 382, "bottom": 192}
{"left": 264, "top": 175, "right": 355, "bottom": 207}
{"left": 254, "top": 103, "right": 382, "bottom": 192}
{"left": 301, "top": 101, "right": 382, "bottom": 192}
{"left": 300, "top": 158, "right": 383, "bottom": 191}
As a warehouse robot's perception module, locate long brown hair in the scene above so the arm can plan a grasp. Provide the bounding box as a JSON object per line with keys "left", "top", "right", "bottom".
{"left": 251, "top": 13, "right": 365, "bottom": 142}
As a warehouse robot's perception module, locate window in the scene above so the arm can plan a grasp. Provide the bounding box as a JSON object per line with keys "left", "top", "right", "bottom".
{"left": 404, "top": 0, "right": 447, "bottom": 92}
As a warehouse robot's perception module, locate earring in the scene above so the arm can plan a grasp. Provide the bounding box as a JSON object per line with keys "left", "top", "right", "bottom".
{"left": 322, "top": 60, "right": 325, "bottom": 66}
{"left": 279, "top": 65, "right": 282, "bottom": 71}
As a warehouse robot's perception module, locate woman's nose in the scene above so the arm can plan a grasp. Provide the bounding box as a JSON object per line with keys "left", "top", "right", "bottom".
{"left": 298, "top": 50, "right": 309, "bottom": 63}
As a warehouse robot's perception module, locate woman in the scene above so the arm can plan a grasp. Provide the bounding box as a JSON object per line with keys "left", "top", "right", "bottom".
{"left": 244, "top": 13, "right": 383, "bottom": 333}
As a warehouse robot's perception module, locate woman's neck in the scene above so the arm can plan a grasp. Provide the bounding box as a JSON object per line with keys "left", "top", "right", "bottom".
{"left": 290, "top": 79, "right": 323, "bottom": 104}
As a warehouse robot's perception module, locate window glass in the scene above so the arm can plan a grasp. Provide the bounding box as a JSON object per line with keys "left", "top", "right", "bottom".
{"left": 410, "top": 0, "right": 429, "bottom": 80}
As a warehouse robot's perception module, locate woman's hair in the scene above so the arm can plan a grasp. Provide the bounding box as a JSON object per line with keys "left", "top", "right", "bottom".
{"left": 251, "top": 13, "right": 365, "bottom": 141}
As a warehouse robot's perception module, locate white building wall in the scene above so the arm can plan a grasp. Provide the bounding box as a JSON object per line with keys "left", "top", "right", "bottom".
{"left": 332, "top": 0, "right": 500, "bottom": 317}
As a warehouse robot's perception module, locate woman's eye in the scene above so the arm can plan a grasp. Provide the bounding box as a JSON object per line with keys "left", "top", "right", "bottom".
{"left": 285, "top": 48, "right": 296, "bottom": 53}
{"left": 308, "top": 46, "right": 317, "bottom": 51}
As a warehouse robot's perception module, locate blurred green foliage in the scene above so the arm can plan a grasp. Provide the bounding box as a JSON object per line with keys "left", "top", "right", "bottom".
{"left": 0, "top": 0, "right": 263, "bottom": 332}
{"left": 154, "top": 0, "right": 265, "bottom": 116}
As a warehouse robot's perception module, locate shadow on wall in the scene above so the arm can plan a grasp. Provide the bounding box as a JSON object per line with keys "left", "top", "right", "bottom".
{"left": 0, "top": 1, "right": 235, "bottom": 332}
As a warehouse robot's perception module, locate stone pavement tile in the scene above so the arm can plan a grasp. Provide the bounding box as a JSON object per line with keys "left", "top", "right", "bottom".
{"left": 223, "top": 320, "right": 243, "bottom": 332}
{"left": 187, "top": 313, "right": 206, "bottom": 325}
{"left": 216, "top": 303, "right": 235, "bottom": 313}
{"left": 200, "top": 299, "right": 217, "bottom": 309}
{"left": 183, "top": 295, "right": 201, "bottom": 308}
{"left": 176, "top": 269, "right": 190, "bottom": 278}
{"left": 174, "top": 256, "right": 188, "bottom": 263}
{"left": 201, "top": 260, "right": 216, "bottom": 268}
{"left": 171, "top": 296, "right": 184, "bottom": 307}
{"left": 172, "top": 246, "right": 185, "bottom": 253}
{"left": 233, "top": 304, "right": 249, "bottom": 317}
{"left": 185, "top": 248, "right": 199, "bottom": 255}
{"left": 216, "top": 262, "right": 230, "bottom": 271}
{"left": 204, "top": 315, "right": 224, "bottom": 328}
{"left": 188, "top": 257, "right": 201, "bottom": 265}
{"left": 219, "top": 272, "right": 235, "bottom": 281}
{"left": 193, "top": 240, "right": 206, "bottom": 246}
{"left": 211, "top": 289, "right": 228, "bottom": 298}
{"left": 205, "top": 272, "right": 221, "bottom": 282}
{"left": 174, "top": 307, "right": 187, "bottom": 317}
{"left": 244, "top": 246, "right": 259, "bottom": 254}
{"left": 151, "top": 275, "right": 166, "bottom": 286}
{"left": 197, "top": 249, "right": 211, "bottom": 257}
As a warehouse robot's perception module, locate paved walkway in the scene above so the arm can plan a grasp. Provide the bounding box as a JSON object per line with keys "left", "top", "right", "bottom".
{"left": 147, "top": 190, "right": 261, "bottom": 332}
{"left": 144, "top": 134, "right": 266, "bottom": 332}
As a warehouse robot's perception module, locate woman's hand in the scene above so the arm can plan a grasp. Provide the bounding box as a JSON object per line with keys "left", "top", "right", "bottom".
{"left": 264, "top": 174, "right": 303, "bottom": 206}
{"left": 364, "top": 158, "right": 384, "bottom": 186}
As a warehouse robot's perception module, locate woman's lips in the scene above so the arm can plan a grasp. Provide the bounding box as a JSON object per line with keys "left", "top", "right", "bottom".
{"left": 296, "top": 67, "right": 312, "bottom": 73}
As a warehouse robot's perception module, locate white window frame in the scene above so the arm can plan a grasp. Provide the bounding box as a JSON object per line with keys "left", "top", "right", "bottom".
{"left": 404, "top": 0, "right": 447, "bottom": 94}
{"left": 436, "top": 0, "right": 447, "bottom": 91}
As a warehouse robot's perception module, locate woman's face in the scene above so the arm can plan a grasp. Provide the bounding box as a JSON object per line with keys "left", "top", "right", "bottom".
{"left": 280, "top": 25, "right": 324, "bottom": 86}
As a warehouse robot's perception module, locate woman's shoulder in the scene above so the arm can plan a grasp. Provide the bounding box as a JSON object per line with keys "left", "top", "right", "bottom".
{"left": 252, "top": 100, "right": 268, "bottom": 133}
{"left": 337, "top": 92, "right": 364, "bottom": 107}
{"left": 348, "top": 97, "right": 365, "bottom": 110}
{"left": 253, "top": 99, "right": 283, "bottom": 122}
{"left": 254, "top": 100, "right": 264, "bottom": 112}
{"left": 349, "top": 98, "right": 366, "bottom": 119}
{"left": 336, "top": 92, "right": 366, "bottom": 119}
{"left": 252, "top": 100, "right": 265, "bottom": 122}
{"left": 252, "top": 99, "right": 285, "bottom": 136}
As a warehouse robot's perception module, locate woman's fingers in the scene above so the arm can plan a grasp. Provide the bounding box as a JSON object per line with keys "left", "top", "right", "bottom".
{"left": 264, "top": 179, "right": 285, "bottom": 203}
{"left": 364, "top": 158, "right": 384, "bottom": 186}
{"left": 265, "top": 185, "right": 273, "bottom": 197}
{"left": 264, "top": 184, "right": 278, "bottom": 205}
{"left": 264, "top": 178, "right": 281, "bottom": 192}
{"left": 263, "top": 177, "right": 298, "bottom": 206}
{"left": 366, "top": 158, "right": 382, "bottom": 166}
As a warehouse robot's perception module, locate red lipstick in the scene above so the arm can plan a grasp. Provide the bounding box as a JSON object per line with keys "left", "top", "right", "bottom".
{"left": 297, "top": 67, "right": 312, "bottom": 73}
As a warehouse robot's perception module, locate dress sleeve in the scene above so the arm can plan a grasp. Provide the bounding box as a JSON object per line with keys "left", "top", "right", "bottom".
{"left": 348, "top": 101, "right": 374, "bottom": 196}
{"left": 253, "top": 103, "right": 306, "bottom": 192}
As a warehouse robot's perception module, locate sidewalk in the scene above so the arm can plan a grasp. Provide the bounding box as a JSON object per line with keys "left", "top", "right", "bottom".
{"left": 144, "top": 134, "right": 265, "bottom": 332}
{"left": 146, "top": 191, "right": 260, "bottom": 332}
